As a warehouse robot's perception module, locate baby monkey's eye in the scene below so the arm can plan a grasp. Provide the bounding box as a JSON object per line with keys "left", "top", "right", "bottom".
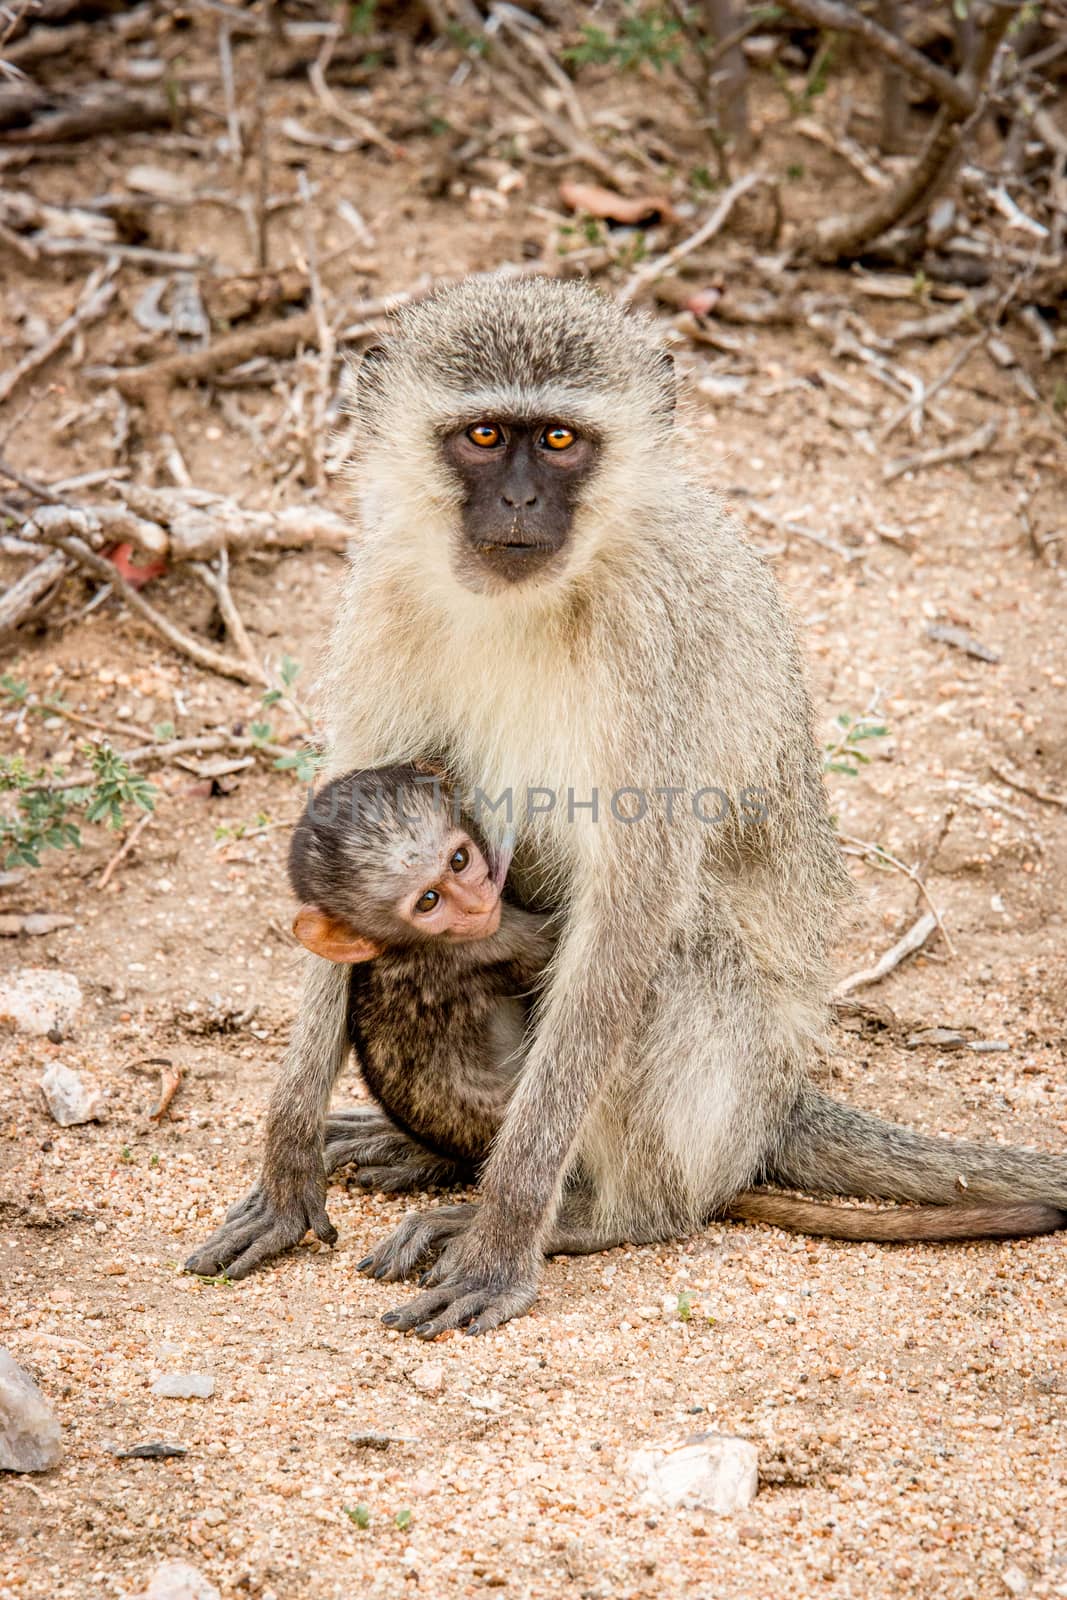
{"left": 450, "top": 846, "right": 469, "bottom": 873}
{"left": 467, "top": 423, "right": 501, "bottom": 449}
{"left": 542, "top": 425, "right": 576, "bottom": 451}
{"left": 415, "top": 888, "right": 440, "bottom": 914}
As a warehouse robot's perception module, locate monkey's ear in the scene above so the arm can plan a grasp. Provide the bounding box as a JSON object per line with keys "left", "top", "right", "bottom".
{"left": 292, "top": 906, "right": 381, "bottom": 964}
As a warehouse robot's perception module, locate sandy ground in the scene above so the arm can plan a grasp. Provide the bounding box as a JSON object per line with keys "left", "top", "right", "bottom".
{"left": 2, "top": 13, "right": 1067, "bottom": 1599}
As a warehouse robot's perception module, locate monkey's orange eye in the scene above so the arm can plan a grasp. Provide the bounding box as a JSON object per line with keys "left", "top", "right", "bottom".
{"left": 467, "top": 424, "right": 501, "bottom": 449}
{"left": 450, "top": 846, "right": 469, "bottom": 873}
{"left": 415, "top": 888, "right": 440, "bottom": 914}
{"left": 543, "top": 426, "right": 576, "bottom": 451}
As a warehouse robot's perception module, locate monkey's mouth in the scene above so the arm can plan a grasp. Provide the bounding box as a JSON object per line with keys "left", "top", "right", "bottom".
{"left": 471, "top": 539, "right": 560, "bottom": 584}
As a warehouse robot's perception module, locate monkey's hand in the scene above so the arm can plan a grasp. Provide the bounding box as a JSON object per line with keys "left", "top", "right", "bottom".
{"left": 357, "top": 1202, "right": 479, "bottom": 1282}
{"left": 374, "top": 1222, "right": 541, "bottom": 1339}
{"left": 183, "top": 1150, "right": 337, "bottom": 1281}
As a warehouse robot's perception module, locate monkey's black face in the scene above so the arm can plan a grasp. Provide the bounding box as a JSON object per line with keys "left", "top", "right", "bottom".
{"left": 441, "top": 419, "right": 598, "bottom": 586}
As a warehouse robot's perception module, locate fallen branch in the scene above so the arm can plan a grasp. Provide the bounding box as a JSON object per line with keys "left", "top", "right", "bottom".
{"left": 98, "top": 810, "right": 154, "bottom": 892}
{"left": 744, "top": 500, "right": 858, "bottom": 564}
{"left": 838, "top": 836, "right": 955, "bottom": 957}
{"left": 800, "top": 2, "right": 1015, "bottom": 262}
{"left": 28, "top": 529, "right": 267, "bottom": 686}
{"left": 0, "top": 550, "right": 71, "bottom": 635}
{"left": 834, "top": 911, "right": 938, "bottom": 999}
{"left": 989, "top": 761, "right": 1067, "bottom": 812}
{"left": 96, "top": 286, "right": 416, "bottom": 401}
{"left": 882, "top": 419, "right": 998, "bottom": 482}
{"left": 0, "top": 259, "right": 117, "bottom": 406}
{"left": 782, "top": 0, "right": 975, "bottom": 117}
{"left": 190, "top": 550, "right": 261, "bottom": 675}
{"left": 619, "top": 172, "right": 766, "bottom": 304}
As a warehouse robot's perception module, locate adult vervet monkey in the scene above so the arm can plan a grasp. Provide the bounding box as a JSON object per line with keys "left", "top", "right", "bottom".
{"left": 186, "top": 276, "right": 1066, "bottom": 1334}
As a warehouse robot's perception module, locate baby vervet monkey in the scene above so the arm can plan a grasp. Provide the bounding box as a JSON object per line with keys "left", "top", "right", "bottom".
{"left": 287, "top": 764, "right": 556, "bottom": 1180}
{"left": 287, "top": 764, "right": 1063, "bottom": 1289}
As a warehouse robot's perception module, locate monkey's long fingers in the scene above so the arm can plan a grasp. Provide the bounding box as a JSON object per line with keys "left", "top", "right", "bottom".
{"left": 358, "top": 1205, "right": 475, "bottom": 1281}
{"left": 382, "top": 1279, "right": 538, "bottom": 1339}
{"left": 184, "top": 1205, "right": 272, "bottom": 1276}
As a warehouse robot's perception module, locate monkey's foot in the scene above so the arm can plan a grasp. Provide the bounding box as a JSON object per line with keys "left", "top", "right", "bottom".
{"left": 377, "top": 1229, "right": 541, "bottom": 1339}
{"left": 183, "top": 1173, "right": 336, "bottom": 1282}
{"left": 357, "top": 1202, "right": 479, "bottom": 1282}
{"left": 324, "top": 1107, "right": 472, "bottom": 1192}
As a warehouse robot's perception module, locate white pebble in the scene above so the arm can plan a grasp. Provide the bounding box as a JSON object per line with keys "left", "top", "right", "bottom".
{"left": 142, "top": 1560, "right": 221, "bottom": 1600}
{"left": 0, "top": 1348, "right": 63, "bottom": 1472}
{"left": 151, "top": 1373, "right": 215, "bottom": 1399}
{"left": 0, "top": 967, "right": 82, "bottom": 1036}
{"left": 410, "top": 1362, "right": 445, "bottom": 1394}
{"left": 39, "top": 1062, "right": 107, "bottom": 1126}
{"left": 627, "top": 1432, "right": 758, "bottom": 1514}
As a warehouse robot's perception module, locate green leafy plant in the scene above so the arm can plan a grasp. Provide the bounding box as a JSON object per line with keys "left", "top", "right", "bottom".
{"left": 564, "top": 5, "right": 683, "bottom": 73}
{"left": 394, "top": 1508, "right": 412, "bottom": 1531}
{"left": 345, "top": 1504, "right": 371, "bottom": 1528}
{"left": 676, "top": 1289, "right": 693, "bottom": 1322}
{"left": 824, "top": 711, "right": 888, "bottom": 778}
{"left": 0, "top": 741, "right": 155, "bottom": 870}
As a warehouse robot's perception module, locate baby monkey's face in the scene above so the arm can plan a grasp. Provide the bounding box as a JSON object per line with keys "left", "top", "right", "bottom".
{"left": 396, "top": 829, "right": 502, "bottom": 943}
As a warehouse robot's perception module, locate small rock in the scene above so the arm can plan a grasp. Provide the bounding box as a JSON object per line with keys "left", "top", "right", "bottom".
{"left": 142, "top": 1560, "right": 221, "bottom": 1600}
{"left": 0, "top": 1348, "right": 63, "bottom": 1472}
{"left": 113, "top": 1442, "right": 187, "bottom": 1460}
{"left": 201, "top": 1506, "right": 226, "bottom": 1526}
{"left": 0, "top": 913, "right": 75, "bottom": 938}
{"left": 1001, "top": 1565, "right": 1030, "bottom": 1597}
{"left": 39, "top": 1062, "right": 107, "bottom": 1126}
{"left": 410, "top": 1362, "right": 444, "bottom": 1394}
{"left": 151, "top": 1373, "right": 214, "bottom": 1399}
{"left": 0, "top": 967, "right": 82, "bottom": 1037}
{"left": 627, "top": 1432, "right": 758, "bottom": 1514}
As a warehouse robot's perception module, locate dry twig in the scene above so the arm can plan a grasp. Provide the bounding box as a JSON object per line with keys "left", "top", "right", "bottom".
{"left": 0, "top": 259, "right": 117, "bottom": 406}
{"left": 835, "top": 912, "right": 938, "bottom": 999}
{"left": 97, "top": 810, "right": 154, "bottom": 892}
{"left": 619, "top": 172, "right": 766, "bottom": 303}
{"left": 883, "top": 419, "right": 998, "bottom": 482}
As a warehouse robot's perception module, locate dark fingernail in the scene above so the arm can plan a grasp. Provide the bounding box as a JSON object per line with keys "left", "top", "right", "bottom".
{"left": 416, "top": 1324, "right": 435, "bottom": 1338}
{"left": 356, "top": 1255, "right": 373, "bottom": 1271}
{"left": 418, "top": 1271, "right": 429, "bottom": 1286}
{"left": 381, "top": 1312, "right": 399, "bottom": 1326}
{"left": 464, "top": 1323, "right": 481, "bottom": 1337}
{"left": 373, "top": 1265, "right": 389, "bottom": 1280}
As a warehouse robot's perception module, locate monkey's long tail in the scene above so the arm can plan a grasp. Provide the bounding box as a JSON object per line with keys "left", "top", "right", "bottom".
{"left": 733, "top": 1085, "right": 1067, "bottom": 1242}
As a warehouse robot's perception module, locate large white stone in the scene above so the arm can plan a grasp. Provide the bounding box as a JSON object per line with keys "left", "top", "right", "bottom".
{"left": 142, "top": 1561, "right": 221, "bottom": 1600}
{"left": 0, "top": 1349, "right": 63, "bottom": 1472}
{"left": 628, "top": 1432, "right": 758, "bottom": 1514}
{"left": 39, "top": 1062, "right": 106, "bottom": 1126}
{"left": 0, "top": 968, "right": 82, "bottom": 1036}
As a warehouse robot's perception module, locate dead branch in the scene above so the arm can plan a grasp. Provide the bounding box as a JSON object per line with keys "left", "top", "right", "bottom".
{"left": 0, "top": 87, "right": 174, "bottom": 145}
{"left": 100, "top": 309, "right": 318, "bottom": 400}
{"left": 877, "top": 271, "right": 1028, "bottom": 441}
{"left": 835, "top": 912, "right": 938, "bottom": 999}
{"left": 883, "top": 419, "right": 998, "bottom": 482}
{"left": 800, "top": 2, "right": 1016, "bottom": 261}
{"left": 96, "top": 285, "right": 416, "bottom": 401}
{"left": 97, "top": 809, "right": 154, "bottom": 892}
{"left": 619, "top": 171, "right": 766, "bottom": 303}
{"left": 0, "top": 550, "right": 71, "bottom": 635}
{"left": 838, "top": 835, "right": 955, "bottom": 957}
{"left": 783, "top": 0, "right": 975, "bottom": 117}
{"left": 190, "top": 550, "right": 261, "bottom": 675}
{"left": 28, "top": 529, "right": 267, "bottom": 686}
{"left": 0, "top": 259, "right": 117, "bottom": 406}
{"left": 990, "top": 762, "right": 1067, "bottom": 812}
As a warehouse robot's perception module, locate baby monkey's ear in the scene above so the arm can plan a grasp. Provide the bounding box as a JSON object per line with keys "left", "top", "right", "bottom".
{"left": 292, "top": 906, "right": 381, "bottom": 964}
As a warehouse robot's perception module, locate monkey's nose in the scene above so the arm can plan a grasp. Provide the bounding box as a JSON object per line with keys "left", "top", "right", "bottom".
{"left": 501, "top": 490, "right": 538, "bottom": 509}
